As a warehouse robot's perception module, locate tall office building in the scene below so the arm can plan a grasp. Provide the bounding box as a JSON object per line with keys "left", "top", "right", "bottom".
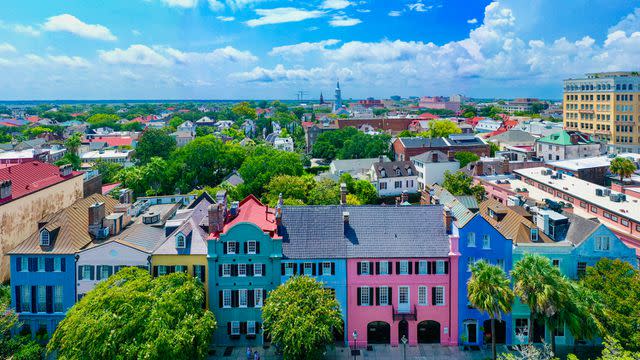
{"left": 563, "top": 72, "right": 640, "bottom": 153}
{"left": 333, "top": 80, "right": 342, "bottom": 112}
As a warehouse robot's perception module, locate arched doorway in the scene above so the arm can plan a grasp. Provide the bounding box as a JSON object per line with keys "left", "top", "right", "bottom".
{"left": 333, "top": 319, "right": 345, "bottom": 342}
{"left": 367, "top": 321, "right": 391, "bottom": 344}
{"left": 417, "top": 320, "right": 440, "bottom": 344}
{"left": 483, "top": 319, "right": 507, "bottom": 344}
{"left": 398, "top": 320, "right": 409, "bottom": 343}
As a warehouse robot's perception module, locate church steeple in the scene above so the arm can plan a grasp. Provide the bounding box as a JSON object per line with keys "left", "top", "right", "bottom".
{"left": 319, "top": 92, "right": 324, "bottom": 104}
{"left": 333, "top": 79, "right": 342, "bottom": 112}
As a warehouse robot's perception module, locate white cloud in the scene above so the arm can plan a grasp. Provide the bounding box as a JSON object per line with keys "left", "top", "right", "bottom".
{"left": 320, "top": 0, "right": 352, "bottom": 10}
{"left": 208, "top": 0, "right": 225, "bottom": 11}
{"left": 246, "top": 7, "right": 325, "bottom": 27}
{"left": 269, "top": 39, "right": 340, "bottom": 56}
{"left": 99, "top": 45, "right": 172, "bottom": 66}
{"left": 13, "top": 24, "right": 40, "bottom": 36}
{"left": 217, "top": 16, "right": 236, "bottom": 21}
{"left": 161, "top": 0, "right": 198, "bottom": 8}
{"left": 356, "top": 9, "right": 371, "bottom": 13}
{"left": 209, "top": 46, "right": 258, "bottom": 62}
{"left": 120, "top": 69, "right": 142, "bottom": 81}
{"left": 329, "top": 15, "right": 361, "bottom": 27}
{"left": 609, "top": 7, "right": 640, "bottom": 35}
{"left": 467, "top": 18, "right": 478, "bottom": 24}
{"left": 408, "top": 2, "right": 431, "bottom": 12}
{"left": 43, "top": 14, "right": 117, "bottom": 41}
{"left": 0, "top": 43, "right": 17, "bottom": 53}
{"left": 388, "top": 10, "right": 402, "bottom": 17}
{"left": 161, "top": 45, "right": 258, "bottom": 63}
{"left": 132, "top": 29, "right": 142, "bottom": 36}
{"left": 48, "top": 55, "right": 91, "bottom": 68}
{"left": 231, "top": 64, "right": 352, "bottom": 83}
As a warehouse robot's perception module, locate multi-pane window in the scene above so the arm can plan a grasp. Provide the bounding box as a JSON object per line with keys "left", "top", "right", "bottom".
{"left": 253, "top": 264, "right": 263, "bottom": 277}
{"left": 577, "top": 262, "right": 587, "bottom": 278}
{"left": 467, "top": 232, "right": 476, "bottom": 247}
{"left": 399, "top": 261, "right": 409, "bottom": 275}
{"left": 482, "top": 234, "right": 490, "bottom": 249}
{"left": 255, "top": 288, "right": 263, "bottom": 307}
{"left": 554, "top": 322, "right": 565, "bottom": 337}
{"left": 238, "top": 264, "right": 247, "bottom": 277}
{"left": 322, "top": 262, "right": 332, "bottom": 275}
{"left": 100, "top": 265, "right": 112, "bottom": 279}
{"left": 595, "top": 236, "right": 610, "bottom": 251}
{"left": 434, "top": 286, "right": 445, "bottom": 306}
{"left": 418, "top": 261, "right": 427, "bottom": 275}
{"left": 418, "top": 286, "right": 428, "bottom": 305}
{"left": 176, "top": 234, "right": 186, "bottom": 248}
{"left": 496, "top": 259, "right": 505, "bottom": 271}
{"left": 239, "top": 289, "right": 248, "bottom": 308}
{"left": 37, "top": 286, "right": 46, "bottom": 313}
{"left": 515, "top": 319, "right": 529, "bottom": 337}
{"left": 194, "top": 265, "right": 205, "bottom": 283}
{"left": 304, "top": 263, "right": 313, "bottom": 275}
{"left": 82, "top": 265, "right": 92, "bottom": 280}
{"left": 552, "top": 259, "right": 560, "bottom": 267}
{"left": 222, "top": 264, "right": 231, "bottom": 277}
{"left": 37, "top": 258, "right": 45, "bottom": 272}
{"left": 21, "top": 286, "right": 31, "bottom": 312}
{"left": 436, "top": 261, "right": 445, "bottom": 274}
{"left": 361, "top": 286, "right": 370, "bottom": 306}
{"left": 379, "top": 287, "right": 389, "bottom": 306}
{"left": 284, "top": 263, "right": 294, "bottom": 276}
{"left": 53, "top": 286, "right": 63, "bottom": 312}
{"left": 227, "top": 242, "right": 236, "bottom": 254}
{"left": 223, "top": 289, "right": 231, "bottom": 308}
{"left": 20, "top": 257, "right": 28, "bottom": 272}
{"left": 158, "top": 265, "right": 168, "bottom": 276}
{"left": 467, "top": 257, "right": 476, "bottom": 272}
{"left": 379, "top": 261, "right": 389, "bottom": 275}
{"left": 247, "top": 241, "right": 257, "bottom": 254}
{"left": 231, "top": 321, "right": 240, "bottom": 335}
{"left": 54, "top": 258, "right": 62, "bottom": 272}
{"left": 360, "top": 262, "right": 370, "bottom": 275}
{"left": 40, "top": 230, "right": 50, "bottom": 246}
{"left": 530, "top": 228, "right": 539, "bottom": 242}
{"left": 247, "top": 321, "right": 256, "bottom": 335}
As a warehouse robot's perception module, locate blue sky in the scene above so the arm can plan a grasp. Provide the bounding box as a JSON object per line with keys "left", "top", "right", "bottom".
{"left": 0, "top": 0, "right": 639, "bottom": 100}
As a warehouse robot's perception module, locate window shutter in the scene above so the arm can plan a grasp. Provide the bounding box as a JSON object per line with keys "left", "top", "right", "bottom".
{"left": 444, "top": 261, "right": 449, "bottom": 274}
{"left": 219, "top": 291, "right": 223, "bottom": 308}
{"left": 45, "top": 258, "right": 53, "bottom": 272}
{"left": 232, "top": 290, "right": 239, "bottom": 308}
{"left": 231, "top": 264, "right": 238, "bottom": 277}
{"left": 89, "top": 266, "right": 95, "bottom": 280}
{"left": 293, "top": 264, "right": 297, "bottom": 275}
{"left": 28, "top": 257, "right": 35, "bottom": 272}
{"left": 375, "top": 262, "right": 380, "bottom": 275}
{"left": 78, "top": 266, "right": 84, "bottom": 280}
{"left": 408, "top": 262, "right": 413, "bottom": 275}
{"left": 432, "top": 261, "right": 437, "bottom": 275}
{"left": 61, "top": 257, "right": 66, "bottom": 272}
{"left": 263, "top": 289, "right": 267, "bottom": 300}
{"left": 281, "top": 263, "right": 285, "bottom": 275}
{"left": 262, "top": 264, "right": 266, "bottom": 276}
{"left": 31, "top": 286, "right": 37, "bottom": 313}
{"left": 236, "top": 242, "right": 240, "bottom": 253}
{"left": 432, "top": 287, "right": 436, "bottom": 305}
{"left": 247, "top": 265, "right": 254, "bottom": 277}
{"left": 46, "top": 286, "right": 53, "bottom": 313}
{"left": 369, "top": 262, "right": 374, "bottom": 273}
{"left": 218, "top": 265, "right": 222, "bottom": 277}
{"left": 244, "top": 242, "right": 248, "bottom": 254}
{"left": 96, "top": 266, "right": 102, "bottom": 281}
{"left": 357, "top": 262, "right": 361, "bottom": 275}
{"left": 414, "top": 262, "right": 419, "bottom": 274}
{"left": 14, "top": 286, "right": 21, "bottom": 313}
{"left": 312, "top": 263, "right": 316, "bottom": 276}
{"left": 357, "top": 288, "right": 361, "bottom": 306}
{"left": 395, "top": 261, "right": 400, "bottom": 274}
{"left": 257, "top": 322, "right": 262, "bottom": 333}
{"left": 369, "top": 287, "right": 374, "bottom": 305}
{"left": 248, "top": 290, "right": 255, "bottom": 307}
{"left": 153, "top": 266, "right": 158, "bottom": 277}
{"left": 331, "top": 262, "right": 335, "bottom": 275}
{"left": 227, "top": 322, "right": 231, "bottom": 335}
{"left": 107, "top": 266, "right": 113, "bottom": 277}
{"left": 376, "top": 287, "right": 380, "bottom": 306}
{"left": 256, "top": 242, "right": 260, "bottom": 254}
{"left": 240, "top": 322, "right": 247, "bottom": 334}
{"left": 223, "top": 242, "right": 228, "bottom": 254}
{"left": 16, "top": 257, "right": 21, "bottom": 272}
{"left": 389, "top": 287, "right": 392, "bottom": 305}
{"left": 201, "top": 266, "right": 206, "bottom": 282}
{"left": 169, "top": 266, "right": 176, "bottom": 274}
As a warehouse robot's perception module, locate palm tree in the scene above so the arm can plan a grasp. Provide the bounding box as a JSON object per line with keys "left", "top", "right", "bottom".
{"left": 468, "top": 260, "right": 514, "bottom": 360}
{"left": 609, "top": 157, "right": 637, "bottom": 182}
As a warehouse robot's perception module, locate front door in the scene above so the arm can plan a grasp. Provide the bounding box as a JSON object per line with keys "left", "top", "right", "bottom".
{"left": 398, "top": 286, "right": 410, "bottom": 313}
{"left": 466, "top": 322, "right": 477, "bottom": 343}
{"left": 398, "top": 320, "right": 409, "bottom": 343}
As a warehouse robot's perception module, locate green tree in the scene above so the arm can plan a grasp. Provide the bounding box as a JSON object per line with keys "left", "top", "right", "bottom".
{"left": 262, "top": 276, "right": 343, "bottom": 360}
{"left": 64, "top": 133, "right": 82, "bottom": 155}
{"left": 92, "top": 160, "right": 123, "bottom": 184}
{"left": 454, "top": 151, "right": 480, "bottom": 168}
{"left": 86, "top": 113, "right": 120, "bottom": 129}
{"left": 121, "top": 121, "right": 145, "bottom": 132}
{"left": 48, "top": 267, "right": 216, "bottom": 360}
{"left": 231, "top": 102, "right": 257, "bottom": 120}
{"left": 135, "top": 128, "right": 177, "bottom": 164}
{"left": 308, "top": 179, "right": 340, "bottom": 205}
{"left": 353, "top": 180, "right": 378, "bottom": 204}
{"left": 397, "top": 130, "right": 416, "bottom": 138}
{"left": 265, "top": 175, "right": 314, "bottom": 205}
{"left": 598, "top": 337, "right": 640, "bottom": 359}
{"left": 425, "top": 120, "right": 462, "bottom": 138}
{"left": 489, "top": 142, "right": 500, "bottom": 157}
{"left": 582, "top": 259, "right": 640, "bottom": 351}
{"left": 169, "top": 116, "right": 185, "bottom": 128}
{"left": 238, "top": 146, "right": 303, "bottom": 197}
{"left": 610, "top": 157, "right": 637, "bottom": 182}
{"left": 467, "top": 261, "right": 514, "bottom": 360}
{"left": 442, "top": 171, "right": 485, "bottom": 201}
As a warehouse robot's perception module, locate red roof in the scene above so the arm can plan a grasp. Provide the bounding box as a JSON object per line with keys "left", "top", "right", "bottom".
{"left": 101, "top": 182, "right": 121, "bottom": 195}
{"left": 221, "top": 195, "right": 278, "bottom": 234}
{"left": 418, "top": 113, "right": 439, "bottom": 120}
{"left": 89, "top": 136, "right": 134, "bottom": 147}
{"left": 26, "top": 116, "right": 40, "bottom": 123}
{"left": 301, "top": 121, "right": 314, "bottom": 128}
{"left": 0, "top": 161, "right": 83, "bottom": 205}
{"left": 466, "top": 117, "right": 484, "bottom": 126}
{"left": 0, "top": 121, "right": 18, "bottom": 127}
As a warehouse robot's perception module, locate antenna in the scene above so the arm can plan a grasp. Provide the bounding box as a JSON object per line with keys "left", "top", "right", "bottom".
{"left": 296, "top": 90, "right": 309, "bottom": 102}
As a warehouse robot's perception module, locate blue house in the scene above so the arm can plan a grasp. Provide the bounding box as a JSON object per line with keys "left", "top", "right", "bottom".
{"left": 8, "top": 194, "right": 118, "bottom": 336}
{"left": 278, "top": 206, "right": 349, "bottom": 344}
{"left": 425, "top": 186, "right": 513, "bottom": 347}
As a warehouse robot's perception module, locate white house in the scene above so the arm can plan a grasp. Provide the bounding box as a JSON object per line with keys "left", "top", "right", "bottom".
{"left": 80, "top": 149, "right": 134, "bottom": 167}
{"left": 273, "top": 137, "right": 294, "bottom": 152}
{"left": 369, "top": 157, "right": 418, "bottom": 197}
{"left": 411, "top": 150, "right": 459, "bottom": 189}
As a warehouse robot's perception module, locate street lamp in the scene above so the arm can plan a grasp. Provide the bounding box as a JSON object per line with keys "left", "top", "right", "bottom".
{"left": 352, "top": 330, "right": 359, "bottom": 360}
{"left": 401, "top": 335, "right": 408, "bottom": 360}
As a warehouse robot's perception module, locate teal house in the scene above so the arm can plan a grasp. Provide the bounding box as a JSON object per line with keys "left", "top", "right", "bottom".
{"left": 207, "top": 194, "right": 282, "bottom": 346}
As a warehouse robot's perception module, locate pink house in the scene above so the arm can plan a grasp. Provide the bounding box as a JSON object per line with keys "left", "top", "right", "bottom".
{"left": 343, "top": 206, "right": 459, "bottom": 347}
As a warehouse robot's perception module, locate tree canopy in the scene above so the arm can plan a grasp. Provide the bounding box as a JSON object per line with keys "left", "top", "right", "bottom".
{"left": 238, "top": 145, "right": 303, "bottom": 197}
{"left": 262, "top": 276, "right": 343, "bottom": 360}
{"left": 442, "top": 171, "right": 485, "bottom": 201}
{"left": 312, "top": 127, "right": 391, "bottom": 161}
{"left": 454, "top": 151, "right": 480, "bottom": 168}
{"left": 425, "top": 120, "right": 462, "bottom": 138}
{"left": 86, "top": 113, "right": 120, "bottom": 129}
{"left": 610, "top": 157, "right": 637, "bottom": 182}
{"left": 47, "top": 267, "right": 216, "bottom": 360}
{"left": 135, "top": 128, "right": 177, "bottom": 164}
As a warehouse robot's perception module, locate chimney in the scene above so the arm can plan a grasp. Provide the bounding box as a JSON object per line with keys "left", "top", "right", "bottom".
{"left": 88, "top": 202, "right": 106, "bottom": 236}
{"left": 342, "top": 211, "right": 350, "bottom": 223}
{"left": 432, "top": 152, "right": 439, "bottom": 163}
{"left": 59, "top": 164, "right": 72, "bottom": 177}
{"left": 501, "top": 158, "right": 510, "bottom": 174}
{"left": 444, "top": 207, "right": 453, "bottom": 235}
{"left": 216, "top": 190, "right": 228, "bottom": 210}
{"left": 208, "top": 202, "right": 225, "bottom": 235}
{"left": 378, "top": 155, "right": 384, "bottom": 163}
{"left": 118, "top": 189, "right": 133, "bottom": 204}
{"left": 0, "top": 180, "right": 12, "bottom": 199}
{"left": 275, "top": 193, "right": 284, "bottom": 226}
{"left": 401, "top": 190, "right": 408, "bottom": 204}
{"left": 340, "top": 183, "right": 347, "bottom": 205}
{"left": 475, "top": 160, "right": 484, "bottom": 176}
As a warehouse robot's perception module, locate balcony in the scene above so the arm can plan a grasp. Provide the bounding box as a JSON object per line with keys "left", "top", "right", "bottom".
{"left": 392, "top": 305, "right": 417, "bottom": 321}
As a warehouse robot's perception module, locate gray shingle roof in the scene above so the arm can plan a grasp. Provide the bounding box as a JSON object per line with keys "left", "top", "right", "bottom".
{"left": 279, "top": 205, "right": 450, "bottom": 259}
{"left": 562, "top": 211, "right": 600, "bottom": 246}
{"left": 373, "top": 160, "right": 416, "bottom": 178}
{"left": 399, "top": 137, "right": 447, "bottom": 148}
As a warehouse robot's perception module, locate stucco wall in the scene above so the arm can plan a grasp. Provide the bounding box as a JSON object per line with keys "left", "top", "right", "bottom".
{"left": 152, "top": 254, "right": 208, "bottom": 307}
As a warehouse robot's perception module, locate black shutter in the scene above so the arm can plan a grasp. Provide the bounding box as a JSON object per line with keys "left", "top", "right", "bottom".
{"left": 248, "top": 290, "right": 255, "bottom": 307}
{"left": 444, "top": 261, "right": 449, "bottom": 274}
{"left": 256, "top": 242, "right": 260, "bottom": 254}
{"left": 432, "top": 261, "right": 437, "bottom": 275}
{"left": 369, "top": 287, "right": 374, "bottom": 305}
{"left": 244, "top": 242, "right": 248, "bottom": 254}
{"left": 312, "top": 263, "right": 316, "bottom": 276}
{"left": 388, "top": 261, "right": 393, "bottom": 274}
{"left": 257, "top": 322, "right": 262, "bottom": 333}
{"left": 231, "top": 264, "right": 238, "bottom": 277}
{"left": 357, "top": 288, "right": 361, "bottom": 306}
{"left": 432, "top": 288, "right": 436, "bottom": 305}
{"left": 281, "top": 263, "right": 285, "bottom": 275}
{"left": 357, "top": 262, "right": 361, "bottom": 275}
{"left": 61, "top": 257, "right": 66, "bottom": 272}
{"left": 233, "top": 290, "right": 239, "bottom": 308}
{"left": 46, "top": 286, "right": 53, "bottom": 313}
{"left": 96, "top": 266, "right": 102, "bottom": 281}
{"left": 169, "top": 266, "right": 176, "bottom": 274}
{"left": 28, "top": 258, "right": 35, "bottom": 272}
{"left": 240, "top": 322, "right": 247, "bottom": 334}
{"left": 263, "top": 289, "right": 267, "bottom": 300}
{"left": 395, "top": 261, "right": 400, "bottom": 274}
{"left": 201, "top": 266, "right": 206, "bottom": 282}
{"left": 218, "top": 265, "right": 222, "bottom": 277}
{"left": 153, "top": 266, "right": 158, "bottom": 277}
{"left": 236, "top": 242, "right": 240, "bottom": 254}
{"left": 331, "top": 262, "right": 335, "bottom": 275}
{"left": 223, "top": 242, "right": 228, "bottom": 254}
{"left": 262, "top": 264, "right": 266, "bottom": 276}
{"left": 408, "top": 262, "right": 413, "bottom": 275}
{"left": 247, "top": 265, "right": 254, "bottom": 276}
{"left": 78, "top": 266, "right": 84, "bottom": 280}
{"left": 375, "top": 262, "right": 380, "bottom": 275}
{"left": 227, "top": 322, "right": 231, "bottom": 334}
{"left": 375, "top": 287, "right": 380, "bottom": 306}
{"left": 14, "top": 286, "right": 20, "bottom": 313}
{"left": 45, "top": 258, "right": 53, "bottom": 272}
{"left": 219, "top": 291, "right": 223, "bottom": 308}
{"left": 31, "top": 286, "right": 36, "bottom": 313}
{"left": 414, "top": 262, "right": 419, "bottom": 275}
{"left": 89, "top": 266, "right": 95, "bottom": 280}
{"left": 389, "top": 287, "right": 392, "bottom": 305}
{"left": 293, "top": 263, "right": 297, "bottom": 275}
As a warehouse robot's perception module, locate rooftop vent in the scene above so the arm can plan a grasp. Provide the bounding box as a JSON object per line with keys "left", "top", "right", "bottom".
{"left": 142, "top": 212, "right": 160, "bottom": 224}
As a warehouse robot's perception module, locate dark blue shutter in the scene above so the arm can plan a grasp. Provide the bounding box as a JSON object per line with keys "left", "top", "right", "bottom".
{"left": 262, "top": 264, "right": 266, "bottom": 276}
{"left": 107, "top": 265, "right": 113, "bottom": 277}
{"left": 256, "top": 242, "right": 260, "bottom": 254}
{"left": 31, "top": 286, "right": 37, "bottom": 313}
{"left": 46, "top": 286, "right": 53, "bottom": 313}
{"left": 444, "top": 261, "right": 449, "bottom": 274}
{"left": 89, "top": 266, "right": 95, "bottom": 280}
{"left": 61, "top": 257, "right": 66, "bottom": 272}
{"left": 45, "top": 258, "right": 53, "bottom": 272}
{"left": 331, "top": 262, "right": 335, "bottom": 275}
{"left": 16, "top": 257, "right": 21, "bottom": 272}
{"left": 14, "top": 286, "right": 21, "bottom": 312}
{"left": 96, "top": 266, "right": 102, "bottom": 280}
{"left": 78, "top": 266, "right": 83, "bottom": 280}
{"left": 357, "top": 288, "right": 361, "bottom": 305}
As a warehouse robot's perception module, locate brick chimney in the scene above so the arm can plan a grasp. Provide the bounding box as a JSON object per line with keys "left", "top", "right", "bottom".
{"left": 378, "top": 155, "right": 384, "bottom": 163}
{"left": 432, "top": 152, "right": 439, "bottom": 163}
{"left": 208, "top": 202, "right": 226, "bottom": 235}
{"left": 340, "top": 183, "right": 347, "bottom": 205}
{"left": 275, "top": 193, "right": 284, "bottom": 226}
{"left": 88, "top": 202, "right": 106, "bottom": 236}
{"left": 59, "top": 164, "right": 72, "bottom": 177}
{"left": 475, "top": 160, "right": 484, "bottom": 176}
{"left": 443, "top": 207, "right": 453, "bottom": 235}
{"left": 0, "top": 180, "right": 11, "bottom": 199}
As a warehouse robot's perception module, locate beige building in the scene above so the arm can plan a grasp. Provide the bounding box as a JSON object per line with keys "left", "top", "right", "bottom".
{"left": 563, "top": 71, "right": 640, "bottom": 153}
{"left": 0, "top": 162, "right": 84, "bottom": 281}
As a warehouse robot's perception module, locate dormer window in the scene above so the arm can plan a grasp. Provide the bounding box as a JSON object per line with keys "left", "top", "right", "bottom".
{"left": 407, "top": 168, "right": 413, "bottom": 176}
{"left": 395, "top": 169, "right": 401, "bottom": 176}
{"left": 40, "top": 230, "right": 50, "bottom": 246}
{"left": 176, "top": 234, "right": 186, "bottom": 248}
{"left": 380, "top": 168, "right": 386, "bottom": 178}
{"left": 530, "top": 228, "right": 539, "bottom": 242}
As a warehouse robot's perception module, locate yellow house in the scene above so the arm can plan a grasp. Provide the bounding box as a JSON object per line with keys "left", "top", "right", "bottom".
{"left": 151, "top": 195, "right": 212, "bottom": 307}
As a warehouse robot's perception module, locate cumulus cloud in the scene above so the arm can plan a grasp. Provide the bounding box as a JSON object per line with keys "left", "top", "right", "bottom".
{"left": 408, "top": 2, "right": 432, "bottom": 12}
{"left": 43, "top": 14, "right": 117, "bottom": 41}
{"left": 388, "top": 11, "right": 402, "bottom": 17}
{"left": 217, "top": 16, "right": 236, "bottom": 21}
{"left": 467, "top": 18, "right": 478, "bottom": 24}
{"left": 48, "top": 55, "right": 91, "bottom": 68}
{"left": 269, "top": 39, "right": 340, "bottom": 56}
{"left": 208, "top": 0, "right": 225, "bottom": 11}
{"left": 231, "top": 64, "right": 352, "bottom": 83}
{"left": 609, "top": 7, "right": 640, "bottom": 35}
{"left": 161, "top": 0, "right": 197, "bottom": 8}
{"left": 99, "top": 45, "right": 172, "bottom": 66}
{"left": 13, "top": 24, "right": 40, "bottom": 36}
{"left": 320, "top": 0, "right": 353, "bottom": 10}
{"left": 0, "top": 43, "right": 17, "bottom": 53}
{"left": 329, "top": 15, "right": 361, "bottom": 27}
{"left": 246, "top": 7, "right": 325, "bottom": 27}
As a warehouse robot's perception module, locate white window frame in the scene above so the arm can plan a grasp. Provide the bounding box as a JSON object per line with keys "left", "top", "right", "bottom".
{"left": 595, "top": 236, "right": 610, "bottom": 251}
{"left": 530, "top": 228, "right": 539, "bottom": 242}
{"left": 231, "top": 321, "right": 240, "bottom": 335}
{"left": 379, "top": 286, "right": 389, "bottom": 306}
{"left": 227, "top": 241, "right": 236, "bottom": 254}
{"left": 223, "top": 289, "right": 231, "bottom": 308}
{"left": 304, "top": 263, "right": 313, "bottom": 275}
{"left": 467, "top": 232, "right": 476, "bottom": 247}
{"left": 360, "top": 262, "right": 370, "bottom": 275}
{"left": 238, "top": 264, "right": 247, "bottom": 277}
{"left": 482, "top": 234, "right": 491, "bottom": 249}
{"left": 37, "top": 285, "right": 46, "bottom": 313}
{"left": 20, "top": 257, "right": 28, "bottom": 272}
{"left": 467, "top": 257, "right": 476, "bottom": 272}
{"left": 239, "top": 289, "right": 248, "bottom": 308}
{"left": 175, "top": 234, "right": 186, "bottom": 248}
{"left": 379, "top": 261, "right": 389, "bottom": 275}
{"left": 418, "top": 261, "right": 427, "bottom": 275}
{"left": 158, "top": 265, "right": 168, "bottom": 276}
{"left": 37, "top": 257, "right": 45, "bottom": 272}
{"left": 496, "top": 259, "right": 505, "bottom": 271}
{"left": 40, "top": 230, "right": 50, "bottom": 246}
{"left": 100, "top": 265, "right": 111, "bottom": 279}
{"left": 255, "top": 288, "right": 263, "bottom": 308}
{"left": 54, "top": 258, "right": 62, "bottom": 272}
{"left": 284, "top": 263, "right": 294, "bottom": 276}
{"left": 253, "top": 263, "right": 263, "bottom": 277}
{"left": 222, "top": 264, "right": 231, "bottom": 277}
{"left": 53, "top": 285, "right": 63, "bottom": 312}
{"left": 436, "top": 260, "right": 445, "bottom": 275}
{"left": 361, "top": 286, "right": 370, "bottom": 306}
{"left": 21, "top": 286, "right": 31, "bottom": 312}
{"left": 247, "top": 241, "right": 257, "bottom": 254}
{"left": 322, "top": 262, "right": 332, "bottom": 275}
{"left": 247, "top": 321, "right": 256, "bottom": 335}
{"left": 399, "top": 261, "right": 409, "bottom": 275}
{"left": 418, "top": 286, "right": 428, "bottom": 305}
{"left": 434, "top": 286, "right": 445, "bottom": 306}
{"left": 82, "top": 265, "right": 92, "bottom": 280}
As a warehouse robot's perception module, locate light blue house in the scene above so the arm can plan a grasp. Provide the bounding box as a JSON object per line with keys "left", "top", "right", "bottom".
{"left": 425, "top": 186, "right": 513, "bottom": 347}
{"left": 8, "top": 194, "right": 118, "bottom": 336}
{"left": 278, "top": 206, "right": 349, "bottom": 344}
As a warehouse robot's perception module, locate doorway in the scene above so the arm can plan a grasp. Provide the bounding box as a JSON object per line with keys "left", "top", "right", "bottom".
{"left": 398, "top": 320, "right": 409, "bottom": 343}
